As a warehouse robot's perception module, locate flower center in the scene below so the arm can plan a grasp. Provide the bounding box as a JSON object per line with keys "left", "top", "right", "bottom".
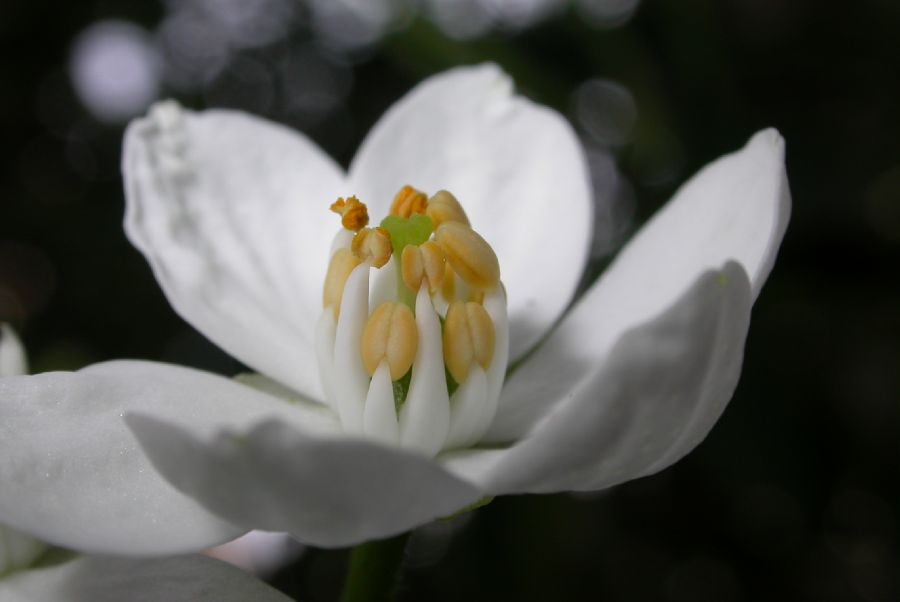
{"left": 315, "top": 187, "right": 509, "bottom": 457}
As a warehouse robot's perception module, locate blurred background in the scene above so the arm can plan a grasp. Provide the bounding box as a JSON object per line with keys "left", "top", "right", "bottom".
{"left": 1, "top": 0, "right": 897, "bottom": 600}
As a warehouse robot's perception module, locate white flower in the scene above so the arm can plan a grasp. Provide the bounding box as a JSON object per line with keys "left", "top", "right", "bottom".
{"left": 0, "top": 325, "right": 46, "bottom": 579}
{"left": 0, "top": 64, "right": 789, "bottom": 555}
{"left": 0, "top": 555, "right": 295, "bottom": 601}
{"left": 0, "top": 324, "right": 28, "bottom": 378}
{"left": 0, "top": 324, "right": 291, "bottom": 601}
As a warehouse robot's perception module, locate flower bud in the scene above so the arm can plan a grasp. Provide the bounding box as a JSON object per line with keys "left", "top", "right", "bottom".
{"left": 361, "top": 302, "right": 418, "bottom": 380}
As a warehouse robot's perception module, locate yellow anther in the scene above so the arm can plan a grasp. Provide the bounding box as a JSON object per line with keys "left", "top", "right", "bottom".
{"left": 426, "top": 190, "right": 470, "bottom": 228}
{"left": 443, "top": 301, "right": 495, "bottom": 384}
{"left": 389, "top": 185, "right": 428, "bottom": 218}
{"left": 434, "top": 222, "right": 500, "bottom": 291}
{"left": 441, "top": 263, "right": 456, "bottom": 302}
{"left": 420, "top": 241, "right": 446, "bottom": 291}
{"left": 331, "top": 196, "right": 369, "bottom": 232}
{"left": 400, "top": 245, "right": 423, "bottom": 292}
{"left": 400, "top": 241, "right": 446, "bottom": 293}
{"left": 323, "top": 248, "right": 361, "bottom": 318}
{"left": 361, "top": 302, "right": 418, "bottom": 380}
{"left": 351, "top": 227, "right": 392, "bottom": 268}
{"left": 330, "top": 196, "right": 369, "bottom": 231}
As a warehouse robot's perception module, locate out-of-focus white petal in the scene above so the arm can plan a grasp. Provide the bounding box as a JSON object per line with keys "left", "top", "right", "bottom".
{"left": 126, "top": 416, "right": 482, "bottom": 548}
{"left": 444, "top": 262, "right": 752, "bottom": 494}
{"left": 207, "top": 530, "right": 302, "bottom": 577}
{"left": 0, "top": 555, "right": 293, "bottom": 602}
{"left": 349, "top": 64, "right": 592, "bottom": 362}
{"left": 487, "top": 130, "right": 790, "bottom": 441}
{"left": 123, "top": 101, "right": 348, "bottom": 399}
{"left": 0, "top": 324, "right": 27, "bottom": 377}
{"left": 0, "top": 360, "right": 336, "bottom": 556}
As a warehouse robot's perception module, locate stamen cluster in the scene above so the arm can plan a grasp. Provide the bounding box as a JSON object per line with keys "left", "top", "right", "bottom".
{"left": 316, "top": 187, "right": 509, "bottom": 456}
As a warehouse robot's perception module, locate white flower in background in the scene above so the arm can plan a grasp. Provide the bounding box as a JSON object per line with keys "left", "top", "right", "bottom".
{"left": 0, "top": 324, "right": 46, "bottom": 579}
{"left": 0, "top": 324, "right": 28, "bottom": 377}
{"left": 0, "top": 325, "right": 291, "bottom": 601}
{"left": 0, "top": 555, "right": 295, "bottom": 601}
{"left": 0, "top": 64, "right": 790, "bottom": 556}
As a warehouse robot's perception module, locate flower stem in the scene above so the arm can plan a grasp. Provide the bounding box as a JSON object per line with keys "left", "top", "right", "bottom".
{"left": 339, "top": 532, "right": 411, "bottom": 602}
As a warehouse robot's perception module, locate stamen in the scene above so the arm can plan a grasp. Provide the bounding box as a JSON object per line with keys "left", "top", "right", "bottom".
{"left": 363, "top": 362, "right": 400, "bottom": 444}
{"left": 445, "top": 366, "right": 488, "bottom": 449}
{"left": 400, "top": 245, "right": 423, "bottom": 292}
{"left": 426, "top": 190, "right": 470, "bottom": 228}
{"left": 323, "top": 248, "right": 361, "bottom": 318}
{"left": 420, "top": 241, "right": 446, "bottom": 291}
{"left": 400, "top": 241, "right": 446, "bottom": 294}
{"left": 441, "top": 263, "right": 457, "bottom": 302}
{"left": 443, "top": 301, "right": 495, "bottom": 384}
{"left": 399, "top": 285, "right": 450, "bottom": 456}
{"left": 434, "top": 222, "right": 500, "bottom": 291}
{"left": 390, "top": 185, "right": 428, "bottom": 218}
{"left": 351, "top": 227, "right": 392, "bottom": 268}
{"left": 361, "top": 302, "right": 418, "bottom": 380}
{"left": 330, "top": 196, "right": 369, "bottom": 231}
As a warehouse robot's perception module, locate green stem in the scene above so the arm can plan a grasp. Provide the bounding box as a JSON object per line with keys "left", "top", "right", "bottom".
{"left": 339, "top": 533, "right": 412, "bottom": 602}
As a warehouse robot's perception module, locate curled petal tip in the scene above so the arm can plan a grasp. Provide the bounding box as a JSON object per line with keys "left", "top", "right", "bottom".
{"left": 749, "top": 128, "right": 785, "bottom": 156}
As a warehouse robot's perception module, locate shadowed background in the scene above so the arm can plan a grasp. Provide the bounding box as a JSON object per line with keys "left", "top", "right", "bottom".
{"left": 0, "top": 1, "right": 897, "bottom": 600}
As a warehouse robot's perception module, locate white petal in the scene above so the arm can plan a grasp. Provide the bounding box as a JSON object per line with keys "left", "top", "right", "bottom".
{"left": 487, "top": 130, "right": 790, "bottom": 441}
{"left": 445, "top": 262, "right": 753, "bottom": 494}
{"left": 349, "top": 64, "right": 592, "bottom": 362}
{"left": 0, "top": 555, "right": 293, "bottom": 602}
{"left": 126, "top": 416, "right": 482, "bottom": 548}
{"left": 207, "top": 530, "right": 300, "bottom": 577}
{"left": 0, "top": 360, "right": 335, "bottom": 555}
{"left": 0, "top": 324, "right": 27, "bottom": 376}
{"left": 314, "top": 310, "right": 337, "bottom": 409}
{"left": 123, "top": 102, "right": 348, "bottom": 399}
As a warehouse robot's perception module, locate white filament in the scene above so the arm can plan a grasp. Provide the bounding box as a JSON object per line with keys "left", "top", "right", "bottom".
{"left": 482, "top": 286, "right": 509, "bottom": 422}
{"left": 445, "top": 366, "right": 488, "bottom": 449}
{"left": 368, "top": 256, "right": 397, "bottom": 309}
{"left": 332, "top": 262, "right": 371, "bottom": 433}
{"left": 363, "top": 361, "right": 400, "bottom": 445}
{"left": 399, "top": 285, "right": 450, "bottom": 456}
